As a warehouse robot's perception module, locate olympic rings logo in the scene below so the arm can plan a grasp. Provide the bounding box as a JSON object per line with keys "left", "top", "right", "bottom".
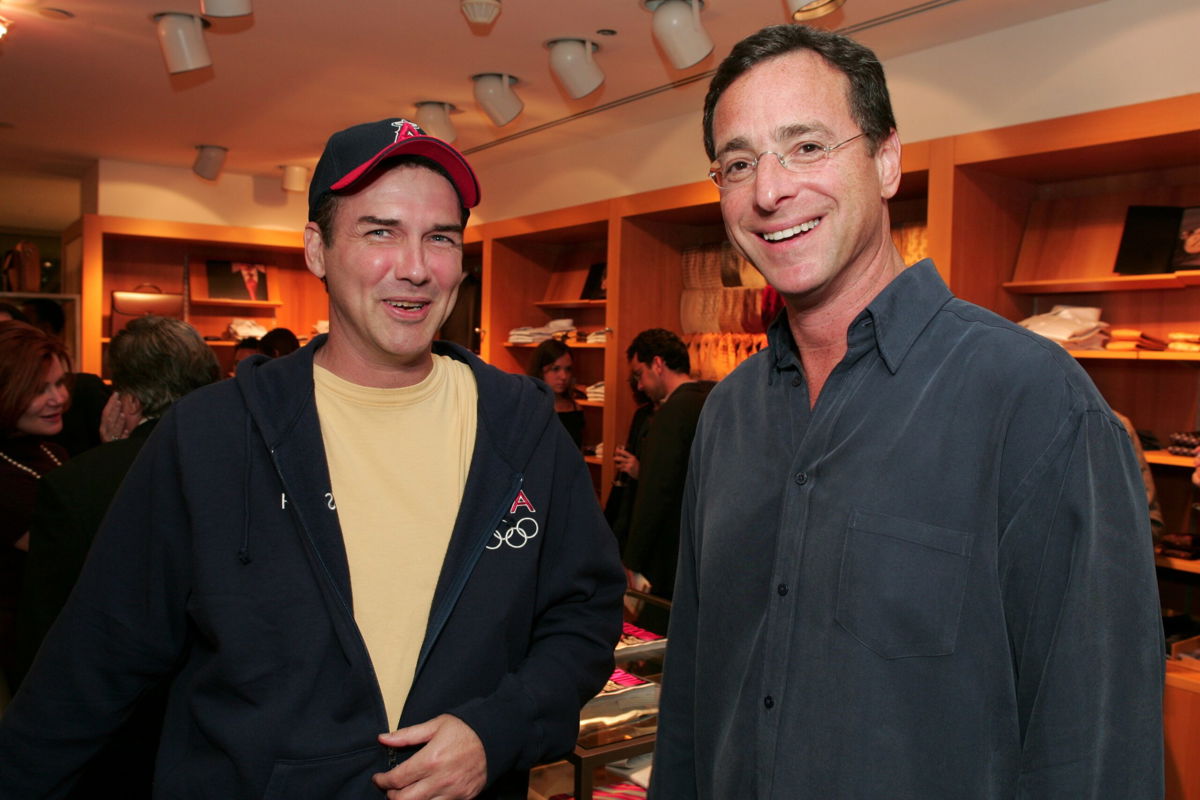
{"left": 487, "top": 516, "right": 539, "bottom": 550}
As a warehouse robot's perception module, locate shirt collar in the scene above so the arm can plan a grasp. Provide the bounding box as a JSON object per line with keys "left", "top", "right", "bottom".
{"left": 768, "top": 259, "right": 952, "bottom": 376}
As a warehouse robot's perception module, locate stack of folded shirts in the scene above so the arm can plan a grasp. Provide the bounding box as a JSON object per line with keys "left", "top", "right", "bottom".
{"left": 585, "top": 381, "right": 605, "bottom": 403}
{"left": 507, "top": 318, "right": 576, "bottom": 344}
{"left": 1166, "top": 431, "right": 1200, "bottom": 457}
{"left": 1106, "top": 329, "right": 1167, "bottom": 351}
{"left": 586, "top": 329, "right": 609, "bottom": 343}
{"left": 1018, "top": 305, "right": 1109, "bottom": 350}
{"left": 1167, "top": 331, "right": 1200, "bottom": 353}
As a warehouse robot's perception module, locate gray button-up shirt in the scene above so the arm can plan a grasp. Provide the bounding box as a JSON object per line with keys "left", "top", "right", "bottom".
{"left": 650, "top": 260, "right": 1163, "bottom": 799}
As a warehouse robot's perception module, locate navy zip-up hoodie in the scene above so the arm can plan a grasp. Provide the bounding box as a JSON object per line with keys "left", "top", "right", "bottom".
{"left": 1, "top": 337, "right": 625, "bottom": 799}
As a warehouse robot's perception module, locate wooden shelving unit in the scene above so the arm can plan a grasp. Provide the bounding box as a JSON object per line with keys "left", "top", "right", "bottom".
{"left": 63, "top": 214, "right": 324, "bottom": 377}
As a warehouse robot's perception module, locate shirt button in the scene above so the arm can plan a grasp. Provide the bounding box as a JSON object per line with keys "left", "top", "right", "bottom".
{"left": 794, "top": 472, "right": 808, "bottom": 486}
{"left": 764, "top": 696, "right": 775, "bottom": 709}
{"left": 777, "top": 583, "right": 788, "bottom": 596}
{"left": 791, "top": 375, "right": 802, "bottom": 387}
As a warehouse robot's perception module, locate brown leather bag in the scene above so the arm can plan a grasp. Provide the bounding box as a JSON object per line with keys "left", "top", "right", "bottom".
{"left": 110, "top": 284, "right": 184, "bottom": 336}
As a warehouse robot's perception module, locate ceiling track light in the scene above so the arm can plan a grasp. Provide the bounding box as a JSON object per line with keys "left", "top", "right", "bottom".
{"left": 415, "top": 101, "right": 458, "bottom": 143}
{"left": 461, "top": 0, "right": 500, "bottom": 26}
{"left": 200, "top": 0, "right": 253, "bottom": 17}
{"left": 788, "top": 0, "right": 847, "bottom": 22}
{"left": 193, "top": 144, "right": 227, "bottom": 180}
{"left": 546, "top": 38, "right": 604, "bottom": 100}
{"left": 154, "top": 12, "right": 212, "bottom": 74}
{"left": 472, "top": 73, "right": 523, "bottom": 127}
{"left": 280, "top": 165, "right": 308, "bottom": 193}
{"left": 643, "top": 0, "right": 713, "bottom": 71}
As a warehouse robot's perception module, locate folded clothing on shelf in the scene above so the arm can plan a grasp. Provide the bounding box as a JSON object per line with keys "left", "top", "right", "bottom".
{"left": 1106, "top": 328, "right": 1167, "bottom": 351}
{"left": 1018, "top": 305, "right": 1109, "bottom": 350}
{"left": 1166, "top": 430, "right": 1200, "bottom": 457}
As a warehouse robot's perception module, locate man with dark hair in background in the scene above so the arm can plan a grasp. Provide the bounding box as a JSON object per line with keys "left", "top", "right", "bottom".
{"left": 650, "top": 24, "right": 1163, "bottom": 800}
{"left": 617, "top": 328, "right": 712, "bottom": 620}
{"left": 12, "top": 315, "right": 220, "bottom": 797}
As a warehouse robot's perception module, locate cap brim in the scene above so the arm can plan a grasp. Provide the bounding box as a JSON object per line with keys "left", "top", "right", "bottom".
{"left": 330, "top": 136, "right": 480, "bottom": 208}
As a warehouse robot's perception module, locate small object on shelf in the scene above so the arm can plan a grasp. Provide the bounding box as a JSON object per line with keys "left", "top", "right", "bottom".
{"left": 1112, "top": 205, "right": 1199, "bottom": 275}
{"left": 581, "top": 262, "right": 607, "bottom": 300}
{"left": 110, "top": 284, "right": 184, "bottom": 336}
{"left": 226, "top": 318, "right": 270, "bottom": 340}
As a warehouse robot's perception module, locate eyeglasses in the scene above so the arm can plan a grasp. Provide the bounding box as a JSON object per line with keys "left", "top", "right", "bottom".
{"left": 707, "top": 132, "right": 868, "bottom": 190}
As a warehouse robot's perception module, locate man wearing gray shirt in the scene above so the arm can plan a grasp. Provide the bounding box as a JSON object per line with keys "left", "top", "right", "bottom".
{"left": 649, "top": 24, "right": 1163, "bottom": 799}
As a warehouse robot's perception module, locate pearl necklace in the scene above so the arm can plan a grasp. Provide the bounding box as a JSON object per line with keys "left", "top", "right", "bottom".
{"left": 0, "top": 443, "right": 63, "bottom": 479}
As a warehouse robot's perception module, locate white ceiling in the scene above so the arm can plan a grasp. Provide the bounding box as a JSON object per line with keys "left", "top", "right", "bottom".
{"left": 0, "top": 0, "right": 1102, "bottom": 181}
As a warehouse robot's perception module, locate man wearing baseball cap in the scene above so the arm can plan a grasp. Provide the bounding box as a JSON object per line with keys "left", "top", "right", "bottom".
{"left": 1, "top": 120, "right": 624, "bottom": 800}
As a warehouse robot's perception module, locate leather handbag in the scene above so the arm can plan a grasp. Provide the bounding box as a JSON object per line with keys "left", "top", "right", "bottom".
{"left": 110, "top": 284, "right": 184, "bottom": 336}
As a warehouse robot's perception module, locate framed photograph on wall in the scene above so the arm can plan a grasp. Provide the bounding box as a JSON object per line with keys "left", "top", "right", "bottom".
{"left": 192, "top": 260, "right": 277, "bottom": 303}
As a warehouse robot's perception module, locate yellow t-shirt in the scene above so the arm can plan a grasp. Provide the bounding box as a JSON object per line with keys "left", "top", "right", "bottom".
{"left": 314, "top": 355, "right": 477, "bottom": 727}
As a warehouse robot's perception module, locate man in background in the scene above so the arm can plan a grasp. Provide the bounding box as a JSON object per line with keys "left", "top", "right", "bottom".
{"left": 1, "top": 118, "right": 623, "bottom": 800}
{"left": 13, "top": 315, "right": 220, "bottom": 797}
{"left": 616, "top": 328, "right": 712, "bottom": 618}
{"left": 650, "top": 25, "right": 1163, "bottom": 799}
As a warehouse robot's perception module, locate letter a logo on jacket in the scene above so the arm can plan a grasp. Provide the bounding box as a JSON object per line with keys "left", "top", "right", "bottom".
{"left": 510, "top": 490, "right": 536, "bottom": 514}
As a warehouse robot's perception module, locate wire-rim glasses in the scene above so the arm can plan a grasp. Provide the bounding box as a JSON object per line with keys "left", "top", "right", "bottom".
{"left": 707, "top": 132, "right": 868, "bottom": 190}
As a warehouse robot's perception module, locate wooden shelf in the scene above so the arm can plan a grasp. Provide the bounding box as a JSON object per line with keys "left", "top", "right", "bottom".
{"left": 504, "top": 340, "right": 608, "bottom": 349}
{"left": 1158, "top": 555, "right": 1200, "bottom": 575}
{"left": 190, "top": 297, "right": 283, "bottom": 309}
{"left": 1067, "top": 349, "right": 1200, "bottom": 362}
{"left": 534, "top": 299, "right": 607, "bottom": 310}
{"left": 1004, "top": 274, "right": 1195, "bottom": 294}
{"left": 577, "top": 399, "right": 605, "bottom": 408}
{"left": 583, "top": 455, "right": 602, "bottom": 466}
{"left": 1147, "top": 451, "right": 1198, "bottom": 468}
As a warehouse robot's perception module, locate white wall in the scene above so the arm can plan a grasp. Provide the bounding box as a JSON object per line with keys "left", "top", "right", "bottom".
{"left": 90, "top": 160, "right": 308, "bottom": 232}
{"left": 4, "top": 0, "right": 1197, "bottom": 233}
{"left": 471, "top": 0, "right": 1200, "bottom": 223}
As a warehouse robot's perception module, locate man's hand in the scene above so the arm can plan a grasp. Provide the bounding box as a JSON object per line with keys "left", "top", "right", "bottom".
{"left": 613, "top": 446, "right": 640, "bottom": 480}
{"left": 372, "top": 714, "right": 487, "bottom": 800}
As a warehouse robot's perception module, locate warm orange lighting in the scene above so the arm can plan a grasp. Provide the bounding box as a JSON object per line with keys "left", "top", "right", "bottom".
{"left": 0, "top": 17, "right": 12, "bottom": 40}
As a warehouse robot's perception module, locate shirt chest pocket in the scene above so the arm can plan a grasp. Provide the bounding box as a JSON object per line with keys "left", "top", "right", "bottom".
{"left": 835, "top": 509, "right": 974, "bottom": 659}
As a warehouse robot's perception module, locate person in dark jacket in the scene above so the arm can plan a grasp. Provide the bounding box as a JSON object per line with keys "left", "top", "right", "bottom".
{"left": 12, "top": 315, "right": 220, "bottom": 797}
{"left": 617, "top": 328, "right": 712, "bottom": 612}
{"left": 0, "top": 118, "right": 624, "bottom": 800}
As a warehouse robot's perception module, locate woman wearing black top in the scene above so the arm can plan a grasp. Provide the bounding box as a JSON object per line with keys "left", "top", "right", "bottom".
{"left": 528, "top": 339, "right": 583, "bottom": 448}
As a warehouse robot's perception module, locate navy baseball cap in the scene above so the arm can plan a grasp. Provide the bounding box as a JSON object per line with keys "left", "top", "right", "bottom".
{"left": 308, "top": 118, "right": 480, "bottom": 220}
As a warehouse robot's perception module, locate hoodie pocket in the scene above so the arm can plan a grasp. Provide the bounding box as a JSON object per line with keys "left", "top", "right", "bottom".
{"left": 835, "top": 508, "right": 973, "bottom": 659}
{"left": 261, "top": 745, "right": 382, "bottom": 800}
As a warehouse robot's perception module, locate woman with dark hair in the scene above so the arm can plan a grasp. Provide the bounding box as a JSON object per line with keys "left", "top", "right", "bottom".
{"left": 528, "top": 339, "right": 583, "bottom": 448}
{"left": 0, "top": 321, "right": 70, "bottom": 691}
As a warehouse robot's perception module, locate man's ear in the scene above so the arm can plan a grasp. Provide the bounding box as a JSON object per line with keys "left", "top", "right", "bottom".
{"left": 875, "top": 128, "right": 902, "bottom": 201}
{"left": 304, "top": 222, "right": 327, "bottom": 281}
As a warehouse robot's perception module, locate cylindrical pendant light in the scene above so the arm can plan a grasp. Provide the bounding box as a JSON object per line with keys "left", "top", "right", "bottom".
{"left": 200, "top": 0, "right": 252, "bottom": 17}
{"left": 281, "top": 165, "right": 308, "bottom": 193}
{"left": 416, "top": 101, "right": 458, "bottom": 143}
{"left": 193, "top": 145, "right": 227, "bottom": 180}
{"left": 472, "top": 73, "right": 523, "bottom": 127}
{"left": 154, "top": 13, "right": 211, "bottom": 74}
{"left": 788, "top": 0, "right": 847, "bottom": 22}
{"left": 645, "top": 0, "right": 712, "bottom": 70}
{"left": 546, "top": 38, "right": 604, "bottom": 99}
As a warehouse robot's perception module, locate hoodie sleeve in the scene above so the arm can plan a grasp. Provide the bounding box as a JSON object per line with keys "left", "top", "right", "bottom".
{"left": 449, "top": 425, "right": 625, "bottom": 783}
{"left": 0, "top": 412, "right": 192, "bottom": 797}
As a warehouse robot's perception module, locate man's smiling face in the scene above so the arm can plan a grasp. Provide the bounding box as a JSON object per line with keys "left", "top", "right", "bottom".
{"left": 711, "top": 49, "right": 899, "bottom": 308}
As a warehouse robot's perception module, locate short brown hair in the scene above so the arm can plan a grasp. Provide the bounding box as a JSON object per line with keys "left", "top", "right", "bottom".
{"left": 0, "top": 321, "right": 71, "bottom": 437}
